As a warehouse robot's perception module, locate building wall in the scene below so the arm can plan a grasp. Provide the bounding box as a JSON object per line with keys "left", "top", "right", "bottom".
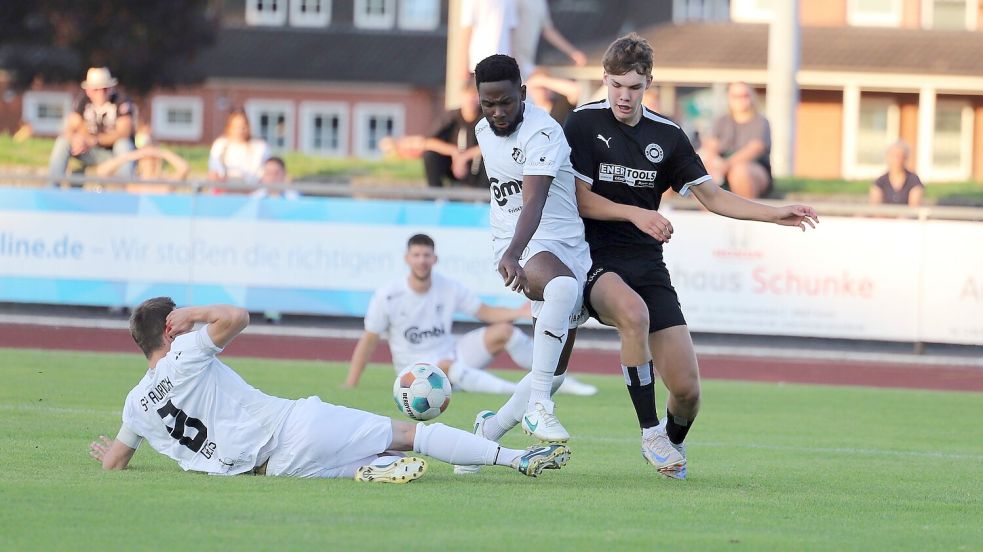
{"left": 974, "top": 101, "right": 983, "bottom": 181}
{"left": 800, "top": 0, "right": 846, "bottom": 26}
{"left": 898, "top": 94, "right": 920, "bottom": 169}
{"left": 795, "top": 90, "right": 843, "bottom": 179}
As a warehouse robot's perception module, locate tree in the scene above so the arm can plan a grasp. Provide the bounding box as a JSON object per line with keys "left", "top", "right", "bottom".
{"left": 0, "top": 0, "right": 217, "bottom": 94}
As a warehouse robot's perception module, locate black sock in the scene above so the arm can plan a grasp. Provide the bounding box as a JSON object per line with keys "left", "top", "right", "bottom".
{"left": 665, "top": 408, "right": 693, "bottom": 445}
{"left": 624, "top": 361, "right": 659, "bottom": 429}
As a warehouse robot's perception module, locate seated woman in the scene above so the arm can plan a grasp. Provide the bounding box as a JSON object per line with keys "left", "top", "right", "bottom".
{"left": 699, "top": 82, "right": 773, "bottom": 199}
{"left": 870, "top": 140, "right": 923, "bottom": 207}
{"left": 95, "top": 125, "right": 189, "bottom": 194}
{"left": 207, "top": 109, "right": 269, "bottom": 190}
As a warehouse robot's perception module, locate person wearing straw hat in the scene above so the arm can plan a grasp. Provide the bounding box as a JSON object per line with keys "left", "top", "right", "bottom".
{"left": 48, "top": 67, "right": 136, "bottom": 188}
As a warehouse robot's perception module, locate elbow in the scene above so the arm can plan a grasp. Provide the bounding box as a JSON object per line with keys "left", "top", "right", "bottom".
{"left": 234, "top": 307, "right": 251, "bottom": 330}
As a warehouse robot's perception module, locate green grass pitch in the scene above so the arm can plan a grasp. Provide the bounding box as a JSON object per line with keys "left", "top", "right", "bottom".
{"left": 1, "top": 348, "right": 981, "bottom": 550}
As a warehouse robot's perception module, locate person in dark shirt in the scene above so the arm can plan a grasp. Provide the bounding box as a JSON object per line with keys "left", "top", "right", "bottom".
{"left": 48, "top": 67, "right": 136, "bottom": 188}
{"left": 870, "top": 140, "right": 923, "bottom": 207}
{"left": 381, "top": 79, "right": 485, "bottom": 188}
{"left": 699, "top": 82, "right": 773, "bottom": 198}
{"left": 563, "top": 33, "right": 819, "bottom": 479}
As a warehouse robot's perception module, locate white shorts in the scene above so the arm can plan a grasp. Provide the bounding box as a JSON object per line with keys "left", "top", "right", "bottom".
{"left": 394, "top": 327, "right": 487, "bottom": 374}
{"left": 493, "top": 238, "right": 591, "bottom": 329}
{"left": 265, "top": 396, "right": 393, "bottom": 479}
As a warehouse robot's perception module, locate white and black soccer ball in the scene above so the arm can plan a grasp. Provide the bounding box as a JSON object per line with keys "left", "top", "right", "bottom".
{"left": 393, "top": 362, "right": 452, "bottom": 421}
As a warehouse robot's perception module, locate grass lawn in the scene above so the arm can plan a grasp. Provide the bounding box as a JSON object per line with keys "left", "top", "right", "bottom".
{"left": 3, "top": 135, "right": 982, "bottom": 204}
{"left": 1, "top": 347, "right": 981, "bottom": 550}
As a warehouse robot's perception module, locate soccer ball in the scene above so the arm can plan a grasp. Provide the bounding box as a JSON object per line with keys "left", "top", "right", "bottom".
{"left": 393, "top": 362, "right": 452, "bottom": 421}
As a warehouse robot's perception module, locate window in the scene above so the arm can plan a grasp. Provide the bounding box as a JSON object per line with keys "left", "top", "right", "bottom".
{"left": 246, "top": 0, "right": 288, "bottom": 26}
{"left": 299, "top": 102, "right": 348, "bottom": 156}
{"left": 730, "top": 0, "right": 775, "bottom": 23}
{"left": 854, "top": 96, "right": 899, "bottom": 174}
{"left": 290, "top": 0, "right": 331, "bottom": 27}
{"left": 674, "top": 0, "right": 730, "bottom": 23}
{"left": 847, "top": 0, "right": 902, "bottom": 27}
{"left": 932, "top": 100, "right": 973, "bottom": 181}
{"left": 244, "top": 100, "right": 294, "bottom": 150}
{"left": 355, "top": 0, "right": 396, "bottom": 29}
{"left": 399, "top": 0, "right": 439, "bottom": 30}
{"left": 354, "top": 103, "right": 404, "bottom": 158}
{"left": 923, "top": 0, "right": 975, "bottom": 29}
{"left": 22, "top": 91, "right": 71, "bottom": 135}
{"left": 151, "top": 96, "right": 203, "bottom": 141}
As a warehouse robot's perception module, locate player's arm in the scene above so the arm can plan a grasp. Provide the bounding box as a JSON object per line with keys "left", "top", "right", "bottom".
{"left": 89, "top": 426, "right": 140, "bottom": 470}
{"left": 575, "top": 178, "right": 673, "bottom": 242}
{"left": 165, "top": 305, "right": 250, "bottom": 349}
{"left": 475, "top": 302, "right": 530, "bottom": 323}
{"left": 541, "top": 24, "right": 587, "bottom": 67}
{"left": 344, "top": 331, "right": 381, "bottom": 388}
{"left": 499, "top": 174, "right": 551, "bottom": 293}
{"left": 689, "top": 181, "right": 819, "bottom": 231}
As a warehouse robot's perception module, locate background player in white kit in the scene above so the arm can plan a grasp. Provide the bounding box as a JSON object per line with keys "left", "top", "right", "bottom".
{"left": 88, "top": 297, "right": 569, "bottom": 480}
{"left": 462, "top": 54, "right": 592, "bottom": 447}
{"left": 345, "top": 233, "right": 597, "bottom": 396}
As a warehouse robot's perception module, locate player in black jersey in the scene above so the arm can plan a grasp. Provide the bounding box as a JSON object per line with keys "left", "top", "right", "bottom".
{"left": 563, "top": 34, "right": 819, "bottom": 479}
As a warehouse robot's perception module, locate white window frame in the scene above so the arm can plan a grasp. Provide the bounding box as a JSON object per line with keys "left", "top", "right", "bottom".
{"left": 151, "top": 95, "right": 203, "bottom": 141}
{"left": 730, "top": 0, "right": 774, "bottom": 23}
{"left": 398, "top": 0, "right": 440, "bottom": 30}
{"left": 847, "top": 0, "right": 903, "bottom": 27}
{"left": 921, "top": 0, "right": 978, "bottom": 29}
{"left": 354, "top": 0, "right": 396, "bottom": 29}
{"left": 849, "top": 95, "right": 900, "bottom": 179}
{"left": 244, "top": 99, "right": 295, "bottom": 151}
{"left": 354, "top": 103, "right": 404, "bottom": 158}
{"left": 298, "top": 101, "right": 348, "bottom": 157}
{"left": 246, "top": 0, "right": 288, "bottom": 26}
{"left": 930, "top": 100, "right": 974, "bottom": 182}
{"left": 290, "top": 0, "right": 331, "bottom": 27}
{"left": 22, "top": 91, "right": 72, "bottom": 135}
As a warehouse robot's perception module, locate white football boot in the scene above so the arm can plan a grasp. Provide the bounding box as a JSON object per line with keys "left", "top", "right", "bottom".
{"left": 355, "top": 456, "right": 428, "bottom": 483}
{"left": 521, "top": 400, "right": 570, "bottom": 442}
{"left": 512, "top": 443, "right": 571, "bottom": 477}
{"left": 641, "top": 425, "right": 685, "bottom": 478}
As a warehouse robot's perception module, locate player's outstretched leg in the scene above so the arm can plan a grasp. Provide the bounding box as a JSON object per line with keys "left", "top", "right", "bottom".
{"left": 453, "top": 410, "right": 496, "bottom": 475}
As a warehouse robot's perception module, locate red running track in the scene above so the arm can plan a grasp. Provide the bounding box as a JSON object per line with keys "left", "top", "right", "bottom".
{"left": 2, "top": 323, "right": 981, "bottom": 392}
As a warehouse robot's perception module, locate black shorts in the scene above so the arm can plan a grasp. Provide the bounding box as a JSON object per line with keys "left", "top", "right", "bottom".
{"left": 583, "top": 248, "right": 686, "bottom": 334}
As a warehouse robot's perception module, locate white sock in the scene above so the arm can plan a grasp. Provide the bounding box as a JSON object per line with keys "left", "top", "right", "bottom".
{"left": 456, "top": 328, "right": 496, "bottom": 370}
{"left": 412, "top": 422, "right": 522, "bottom": 466}
{"left": 449, "top": 361, "right": 517, "bottom": 394}
{"left": 505, "top": 327, "right": 534, "bottom": 370}
{"left": 528, "top": 276, "right": 578, "bottom": 407}
{"left": 484, "top": 372, "right": 566, "bottom": 442}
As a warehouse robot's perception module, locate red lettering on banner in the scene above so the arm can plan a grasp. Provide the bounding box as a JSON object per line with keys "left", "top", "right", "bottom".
{"left": 751, "top": 268, "right": 874, "bottom": 299}
{"left": 961, "top": 277, "right": 981, "bottom": 301}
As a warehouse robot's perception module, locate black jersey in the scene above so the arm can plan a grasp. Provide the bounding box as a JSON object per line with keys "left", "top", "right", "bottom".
{"left": 563, "top": 99, "right": 710, "bottom": 252}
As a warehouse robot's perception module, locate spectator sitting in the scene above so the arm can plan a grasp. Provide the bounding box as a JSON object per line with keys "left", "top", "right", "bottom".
{"left": 95, "top": 124, "right": 189, "bottom": 195}
{"left": 208, "top": 108, "right": 269, "bottom": 190}
{"left": 870, "top": 140, "right": 923, "bottom": 207}
{"left": 48, "top": 67, "right": 136, "bottom": 188}
{"left": 513, "top": 0, "right": 587, "bottom": 80}
{"left": 699, "top": 82, "right": 773, "bottom": 199}
{"left": 250, "top": 157, "right": 299, "bottom": 200}
{"left": 526, "top": 70, "right": 580, "bottom": 125}
{"left": 380, "top": 79, "right": 485, "bottom": 188}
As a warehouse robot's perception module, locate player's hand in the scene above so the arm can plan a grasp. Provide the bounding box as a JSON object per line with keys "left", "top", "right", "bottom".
{"left": 773, "top": 205, "right": 819, "bottom": 232}
{"left": 570, "top": 50, "right": 588, "bottom": 67}
{"left": 165, "top": 308, "right": 196, "bottom": 339}
{"left": 498, "top": 255, "right": 528, "bottom": 294}
{"left": 628, "top": 207, "right": 674, "bottom": 242}
{"left": 89, "top": 435, "right": 113, "bottom": 463}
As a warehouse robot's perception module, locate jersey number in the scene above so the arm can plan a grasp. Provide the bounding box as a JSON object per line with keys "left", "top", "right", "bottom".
{"left": 156, "top": 400, "right": 208, "bottom": 453}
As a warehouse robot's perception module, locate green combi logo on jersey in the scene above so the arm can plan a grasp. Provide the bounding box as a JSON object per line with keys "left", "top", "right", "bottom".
{"left": 645, "top": 143, "right": 664, "bottom": 163}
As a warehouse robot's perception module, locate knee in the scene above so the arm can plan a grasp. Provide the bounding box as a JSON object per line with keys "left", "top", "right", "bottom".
{"left": 113, "top": 139, "right": 135, "bottom": 154}
{"left": 484, "top": 322, "right": 513, "bottom": 348}
{"left": 543, "top": 276, "right": 578, "bottom": 302}
{"left": 672, "top": 379, "right": 701, "bottom": 406}
{"left": 613, "top": 300, "right": 649, "bottom": 337}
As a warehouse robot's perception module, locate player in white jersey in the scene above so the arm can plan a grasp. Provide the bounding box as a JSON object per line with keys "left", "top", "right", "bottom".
{"left": 88, "top": 297, "right": 570, "bottom": 481}
{"left": 464, "top": 54, "right": 592, "bottom": 447}
{"left": 345, "top": 234, "right": 597, "bottom": 396}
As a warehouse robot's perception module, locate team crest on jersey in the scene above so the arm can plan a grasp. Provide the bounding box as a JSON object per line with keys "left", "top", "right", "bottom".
{"left": 512, "top": 147, "right": 526, "bottom": 164}
{"left": 645, "top": 143, "right": 664, "bottom": 163}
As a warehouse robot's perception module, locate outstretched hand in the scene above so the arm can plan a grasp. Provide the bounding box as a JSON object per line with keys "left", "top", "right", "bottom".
{"left": 498, "top": 255, "right": 528, "bottom": 294}
{"left": 773, "top": 205, "right": 819, "bottom": 231}
{"left": 89, "top": 435, "right": 113, "bottom": 463}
